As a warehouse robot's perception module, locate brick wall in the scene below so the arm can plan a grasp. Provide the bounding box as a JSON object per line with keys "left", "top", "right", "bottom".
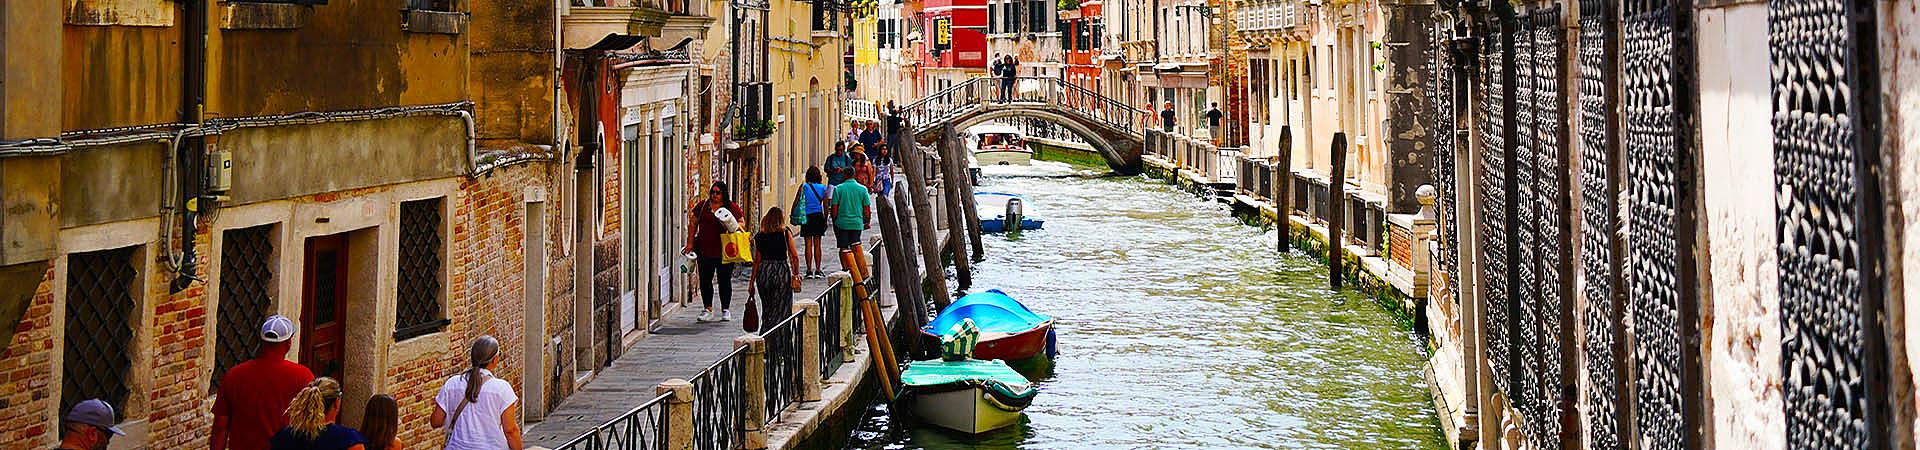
{"left": 0, "top": 268, "right": 55, "bottom": 445}
{"left": 148, "top": 224, "right": 215, "bottom": 450}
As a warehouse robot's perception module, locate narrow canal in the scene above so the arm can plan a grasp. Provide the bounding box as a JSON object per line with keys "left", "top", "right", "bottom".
{"left": 843, "top": 161, "right": 1447, "bottom": 449}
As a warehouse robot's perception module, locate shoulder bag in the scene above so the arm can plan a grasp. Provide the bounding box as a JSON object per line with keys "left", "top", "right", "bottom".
{"left": 445, "top": 373, "right": 491, "bottom": 438}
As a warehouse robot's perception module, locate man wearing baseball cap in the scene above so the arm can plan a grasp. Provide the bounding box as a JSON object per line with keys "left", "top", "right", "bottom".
{"left": 56, "top": 399, "right": 123, "bottom": 450}
{"left": 210, "top": 315, "right": 315, "bottom": 450}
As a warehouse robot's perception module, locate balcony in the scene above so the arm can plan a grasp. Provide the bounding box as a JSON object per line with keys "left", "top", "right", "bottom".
{"left": 1235, "top": 0, "right": 1305, "bottom": 34}
{"left": 563, "top": 5, "right": 675, "bottom": 49}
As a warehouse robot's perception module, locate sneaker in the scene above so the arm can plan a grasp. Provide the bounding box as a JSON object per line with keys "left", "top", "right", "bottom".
{"left": 697, "top": 310, "right": 715, "bottom": 322}
{"left": 721, "top": 309, "right": 733, "bottom": 321}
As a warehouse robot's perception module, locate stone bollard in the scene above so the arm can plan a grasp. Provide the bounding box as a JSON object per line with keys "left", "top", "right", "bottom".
{"left": 795, "top": 300, "right": 823, "bottom": 401}
{"left": 656, "top": 379, "right": 695, "bottom": 450}
{"left": 734, "top": 335, "right": 768, "bottom": 450}
{"left": 830, "top": 272, "right": 856, "bottom": 347}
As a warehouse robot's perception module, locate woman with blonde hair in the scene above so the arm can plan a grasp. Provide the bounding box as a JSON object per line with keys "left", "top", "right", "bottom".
{"left": 270, "top": 377, "right": 367, "bottom": 450}
{"left": 749, "top": 207, "right": 803, "bottom": 333}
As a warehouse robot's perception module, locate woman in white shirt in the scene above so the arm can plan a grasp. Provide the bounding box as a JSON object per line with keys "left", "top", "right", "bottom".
{"left": 431, "top": 336, "right": 523, "bottom": 450}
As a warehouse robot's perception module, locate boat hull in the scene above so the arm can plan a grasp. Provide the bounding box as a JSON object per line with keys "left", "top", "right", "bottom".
{"left": 974, "top": 150, "right": 1032, "bottom": 166}
{"left": 924, "top": 320, "right": 1052, "bottom": 361}
{"left": 909, "top": 387, "right": 1027, "bottom": 434}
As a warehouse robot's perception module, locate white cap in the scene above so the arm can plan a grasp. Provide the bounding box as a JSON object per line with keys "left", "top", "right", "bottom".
{"left": 261, "top": 315, "right": 296, "bottom": 343}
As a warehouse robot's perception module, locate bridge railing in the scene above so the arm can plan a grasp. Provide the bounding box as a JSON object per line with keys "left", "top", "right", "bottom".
{"left": 899, "top": 77, "right": 1147, "bottom": 139}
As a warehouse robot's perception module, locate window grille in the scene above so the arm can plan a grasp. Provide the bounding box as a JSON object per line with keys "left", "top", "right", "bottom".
{"left": 406, "top": 0, "right": 456, "bottom": 11}
{"left": 63, "top": 246, "right": 139, "bottom": 415}
{"left": 214, "top": 225, "right": 276, "bottom": 391}
{"left": 396, "top": 198, "right": 449, "bottom": 340}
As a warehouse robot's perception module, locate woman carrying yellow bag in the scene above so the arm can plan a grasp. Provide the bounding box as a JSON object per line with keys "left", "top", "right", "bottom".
{"left": 685, "top": 181, "right": 746, "bottom": 322}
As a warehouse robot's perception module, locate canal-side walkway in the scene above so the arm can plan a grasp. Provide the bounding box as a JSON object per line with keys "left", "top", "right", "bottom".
{"left": 525, "top": 224, "right": 886, "bottom": 447}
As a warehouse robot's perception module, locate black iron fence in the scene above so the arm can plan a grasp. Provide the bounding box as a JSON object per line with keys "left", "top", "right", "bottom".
{"left": 690, "top": 348, "right": 746, "bottom": 450}
{"left": 762, "top": 313, "right": 804, "bottom": 423}
{"left": 817, "top": 279, "right": 845, "bottom": 379}
{"left": 550, "top": 394, "right": 672, "bottom": 450}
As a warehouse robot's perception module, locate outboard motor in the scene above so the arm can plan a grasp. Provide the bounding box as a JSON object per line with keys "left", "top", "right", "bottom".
{"left": 1005, "top": 198, "right": 1024, "bottom": 235}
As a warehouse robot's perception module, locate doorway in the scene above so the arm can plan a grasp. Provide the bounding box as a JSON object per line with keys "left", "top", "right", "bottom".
{"left": 301, "top": 234, "right": 349, "bottom": 381}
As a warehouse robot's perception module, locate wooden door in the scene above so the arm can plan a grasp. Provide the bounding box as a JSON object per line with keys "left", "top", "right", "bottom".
{"left": 301, "top": 234, "right": 349, "bottom": 380}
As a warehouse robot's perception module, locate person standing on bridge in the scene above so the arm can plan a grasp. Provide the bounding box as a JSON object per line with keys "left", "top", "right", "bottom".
{"left": 859, "top": 121, "right": 883, "bottom": 153}
{"left": 1161, "top": 101, "right": 1177, "bottom": 133}
{"left": 997, "top": 56, "right": 1019, "bottom": 103}
{"left": 1206, "top": 102, "right": 1223, "bottom": 143}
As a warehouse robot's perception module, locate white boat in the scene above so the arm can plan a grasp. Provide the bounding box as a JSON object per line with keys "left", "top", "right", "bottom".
{"left": 899, "top": 359, "right": 1038, "bottom": 434}
{"left": 965, "top": 124, "right": 1033, "bottom": 166}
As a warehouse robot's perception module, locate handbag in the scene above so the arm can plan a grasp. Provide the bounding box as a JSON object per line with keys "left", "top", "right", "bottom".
{"left": 790, "top": 190, "right": 807, "bottom": 225}
{"left": 743, "top": 290, "right": 760, "bottom": 332}
{"left": 721, "top": 231, "right": 754, "bottom": 264}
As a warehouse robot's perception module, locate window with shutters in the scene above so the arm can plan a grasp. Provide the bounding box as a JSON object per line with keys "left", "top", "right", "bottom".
{"left": 63, "top": 246, "right": 140, "bottom": 416}
{"left": 395, "top": 198, "right": 449, "bottom": 341}
{"left": 213, "top": 225, "right": 276, "bottom": 391}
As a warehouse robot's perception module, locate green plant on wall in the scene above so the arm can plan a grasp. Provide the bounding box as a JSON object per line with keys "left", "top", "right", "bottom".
{"left": 734, "top": 119, "right": 777, "bottom": 141}
{"left": 1058, "top": 0, "right": 1080, "bottom": 11}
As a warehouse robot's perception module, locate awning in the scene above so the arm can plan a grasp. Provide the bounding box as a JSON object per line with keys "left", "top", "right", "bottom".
{"left": 583, "top": 34, "right": 647, "bottom": 51}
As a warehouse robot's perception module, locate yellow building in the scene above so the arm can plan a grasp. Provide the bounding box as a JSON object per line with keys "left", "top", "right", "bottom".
{"left": 704, "top": 0, "right": 846, "bottom": 220}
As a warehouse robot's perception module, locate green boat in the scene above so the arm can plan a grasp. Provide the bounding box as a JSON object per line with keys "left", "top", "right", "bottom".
{"left": 897, "top": 358, "right": 1038, "bottom": 434}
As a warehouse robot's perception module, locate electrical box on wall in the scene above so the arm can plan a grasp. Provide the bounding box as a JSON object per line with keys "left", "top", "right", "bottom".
{"left": 207, "top": 151, "right": 233, "bottom": 193}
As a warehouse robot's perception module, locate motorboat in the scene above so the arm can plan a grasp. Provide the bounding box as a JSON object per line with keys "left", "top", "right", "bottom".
{"left": 898, "top": 358, "right": 1038, "bottom": 434}
{"left": 965, "top": 124, "right": 1033, "bottom": 166}
{"left": 920, "top": 290, "right": 1056, "bottom": 361}
{"left": 974, "top": 192, "right": 1044, "bottom": 233}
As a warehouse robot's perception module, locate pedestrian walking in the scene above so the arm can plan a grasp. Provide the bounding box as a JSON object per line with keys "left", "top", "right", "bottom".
{"left": 750, "top": 208, "right": 802, "bottom": 333}
{"left": 359, "top": 395, "right": 401, "bottom": 450}
{"left": 825, "top": 142, "right": 854, "bottom": 186}
{"left": 828, "top": 173, "right": 872, "bottom": 251}
{"left": 431, "top": 336, "right": 523, "bottom": 450}
{"left": 55, "top": 399, "right": 124, "bottom": 450}
{"left": 1160, "top": 102, "right": 1177, "bottom": 133}
{"left": 685, "top": 182, "right": 746, "bottom": 322}
{"left": 852, "top": 148, "right": 877, "bottom": 190}
{"left": 1205, "top": 102, "right": 1223, "bottom": 143}
{"left": 859, "top": 121, "right": 882, "bottom": 153}
{"left": 270, "top": 377, "right": 366, "bottom": 450}
{"left": 212, "top": 314, "right": 316, "bottom": 450}
{"left": 797, "top": 167, "right": 832, "bottom": 278}
{"left": 872, "top": 142, "right": 895, "bottom": 197}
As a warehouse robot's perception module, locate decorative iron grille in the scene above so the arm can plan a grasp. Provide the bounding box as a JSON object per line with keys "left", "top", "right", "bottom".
{"left": 691, "top": 349, "right": 745, "bottom": 450}
{"left": 1523, "top": 8, "right": 1574, "bottom": 447}
{"left": 63, "top": 246, "right": 139, "bottom": 415}
{"left": 1509, "top": 9, "right": 1543, "bottom": 425}
{"left": 1577, "top": 0, "right": 1626, "bottom": 447}
{"left": 1622, "top": 0, "right": 1698, "bottom": 447}
{"left": 1427, "top": 21, "right": 1459, "bottom": 312}
{"left": 1475, "top": 10, "right": 1518, "bottom": 398}
{"left": 1769, "top": 0, "right": 1889, "bottom": 446}
{"left": 397, "top": 198, "right": 449, "bottom": 340}
{"left": 551, "top": 393, "right": 672, "bottom": 450}
{"left": 214, "top": 225, "right": 276, "bottom": 391}
{"left": 762, "top": 313, "right": 804, "bottom": 423}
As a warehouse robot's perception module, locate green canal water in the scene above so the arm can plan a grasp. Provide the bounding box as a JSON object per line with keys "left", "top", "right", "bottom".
{"left": 843, "top": 161, "right": 1447, "bottom": 449}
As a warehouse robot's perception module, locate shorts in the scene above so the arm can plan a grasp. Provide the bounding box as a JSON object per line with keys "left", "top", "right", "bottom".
{"left": 801, "top": 213, "right": 828, "bottom": 237}
{"left": 835, "top": 227, "right": 862, "bottom": 249}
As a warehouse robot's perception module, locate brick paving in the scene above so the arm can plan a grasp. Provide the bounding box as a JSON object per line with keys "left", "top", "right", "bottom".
{"left": 525, "top": 222, "right": 888, "bottom": 447}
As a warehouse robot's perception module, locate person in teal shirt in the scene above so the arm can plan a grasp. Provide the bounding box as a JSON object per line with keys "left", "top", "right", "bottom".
{"left": 829, "top": 179, "right": 871, "bottom": 250}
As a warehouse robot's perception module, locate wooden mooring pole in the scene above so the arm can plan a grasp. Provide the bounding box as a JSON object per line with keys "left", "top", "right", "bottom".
{"left": 947, "top": 129, "right": 985, "bottom": 260}
{"left": 1276, "top": 126, "right": 1293, "bottom": 253}
{"left": 1328, "top": 132, "right": 1347, "bottom": 289}
{"left": 937, "top": 124, "right": 974, "bottom": 290}
{"left": 875, "top": 193, "right": 927, "bottom": 333}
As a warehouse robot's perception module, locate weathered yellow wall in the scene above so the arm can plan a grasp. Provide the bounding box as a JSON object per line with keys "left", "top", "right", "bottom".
{"left": 470, "top": 0, "right": 558, "bottom": 148}
{"left": 5, "top": 0, "right": 66, "bottom": 138}
{"left": 59, "top": 142, "right": 165, "bottom": 227}
{"left": 219, "top": 115, "right": 470, "bottom": 205}
{"left": 61, "top": 24, "right": 184, "bottom": 130}
{"left": 209, "top": 0, "right": 468, "bottom": 117}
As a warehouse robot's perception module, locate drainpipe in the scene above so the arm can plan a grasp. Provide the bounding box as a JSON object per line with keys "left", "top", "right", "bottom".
{"left": 456, "top": 110, "right": 479, "bottom": 175}
{"left": 171, "top": 0, "right": 209, "bottom": 293}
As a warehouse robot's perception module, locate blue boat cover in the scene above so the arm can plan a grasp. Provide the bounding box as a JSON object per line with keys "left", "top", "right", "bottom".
{"left": 923, "top": 289, "right": 1052, "bottom": 336}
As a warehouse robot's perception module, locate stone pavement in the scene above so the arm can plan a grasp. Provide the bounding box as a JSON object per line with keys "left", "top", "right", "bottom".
{"left": 525, "top": 222, "right": 889, "bottom": 447}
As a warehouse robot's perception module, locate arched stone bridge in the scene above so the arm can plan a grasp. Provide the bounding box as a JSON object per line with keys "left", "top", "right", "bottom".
{"left": 897, "top": 77, "right": 1149, "bottom": 174}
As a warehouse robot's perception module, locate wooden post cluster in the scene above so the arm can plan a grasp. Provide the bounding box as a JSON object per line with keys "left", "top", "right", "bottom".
{"left": 876, "top": 193, "right": 929, "bottom": 337}
{"left": 1329, "top": 132, "right": 1348, "bottom": 289}
{"left": 901, "top": 139, "right": 954, "bottom": 309}
{"left": 656, "top": 379, "right": 695, "bottom": 450}
{"left": 937, "top": 123, "right": 974, "bottom": 289}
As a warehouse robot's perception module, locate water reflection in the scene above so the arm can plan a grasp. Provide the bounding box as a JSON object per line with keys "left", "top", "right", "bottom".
{"left": 847, "top": 161, "right": 1445, "bottom": 449}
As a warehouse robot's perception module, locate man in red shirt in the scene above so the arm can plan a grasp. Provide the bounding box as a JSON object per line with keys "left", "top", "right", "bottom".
{"left": 209, "top": 315, "right": 314, "bottom": 450}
